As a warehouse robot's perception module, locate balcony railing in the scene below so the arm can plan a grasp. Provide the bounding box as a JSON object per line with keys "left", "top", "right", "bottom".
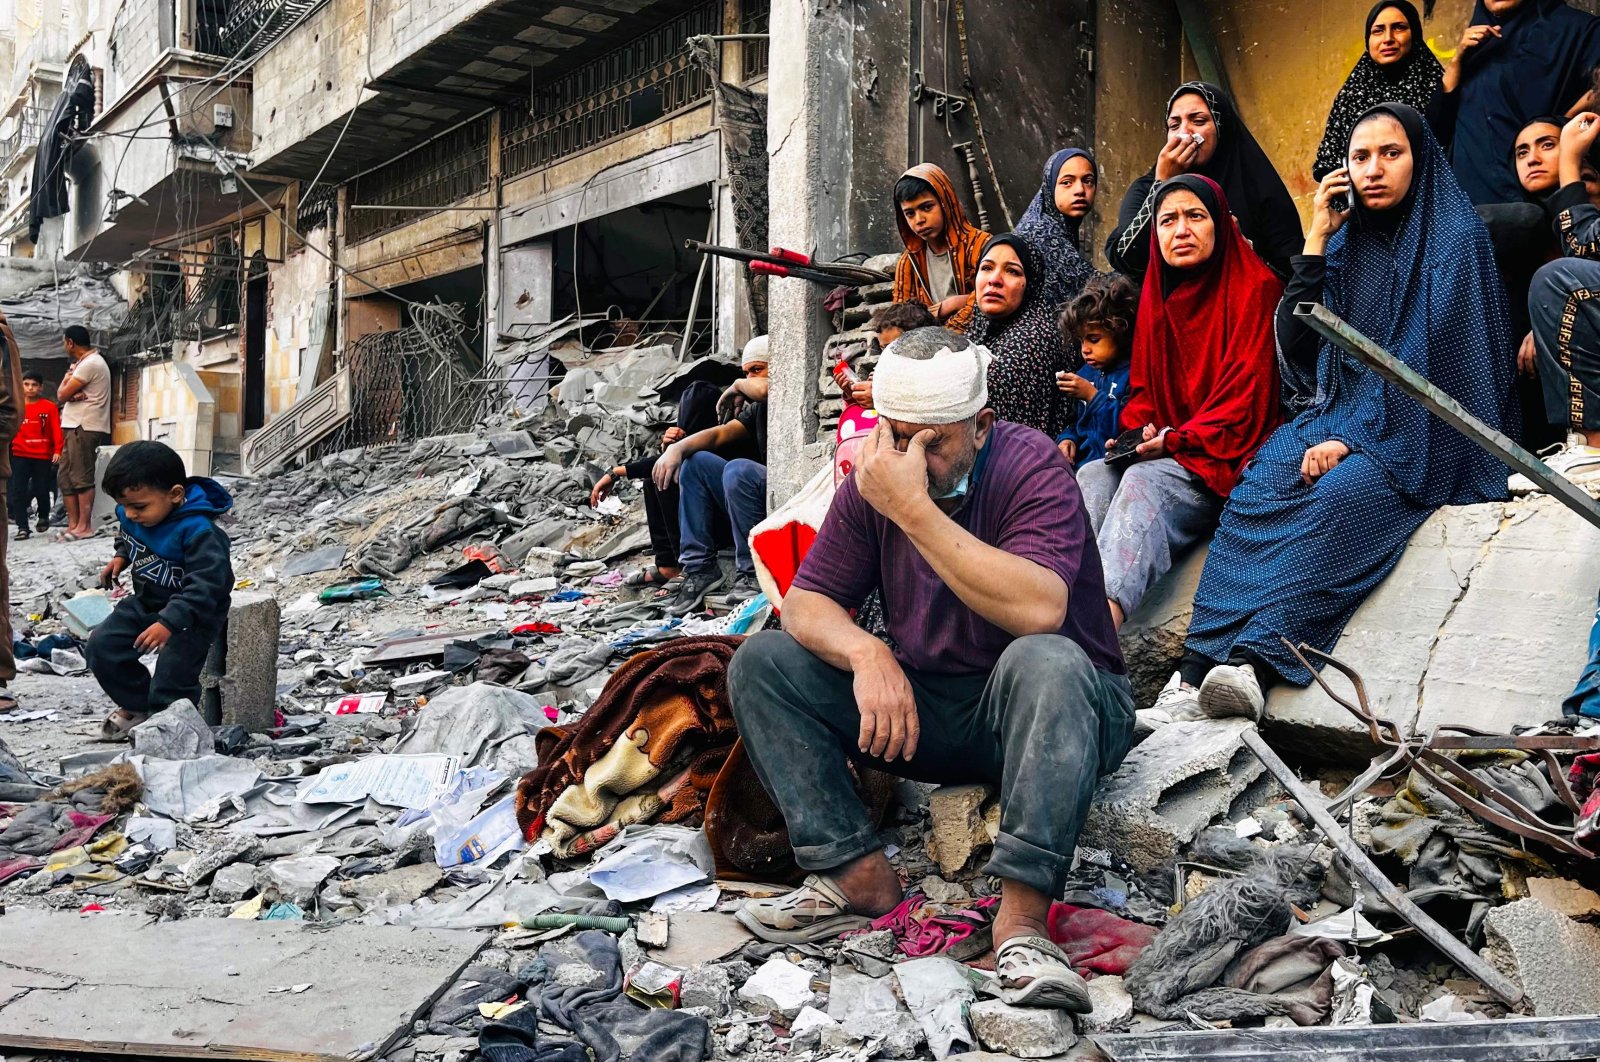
{"left": 741, "top": 0, "right": 770, "bottom": 80}
{"left": 0, "top": 108, "right": 52, "bottom": 170}
{"left": 217, "top": 0, "right": 324, "bottom": 61}
{"left": 500, "top": 1, "right": 719, "bottom": 181}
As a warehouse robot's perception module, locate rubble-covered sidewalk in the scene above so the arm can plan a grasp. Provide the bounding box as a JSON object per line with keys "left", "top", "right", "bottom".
{"left": 5, "top": 349, "right": 1600, "bottom": 1062}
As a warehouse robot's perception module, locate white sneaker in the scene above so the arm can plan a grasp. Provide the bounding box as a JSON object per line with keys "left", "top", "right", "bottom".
{"left": 1135, "top": 671, "right": 1202, "bottom": 737}
{"left": 1509, "top": 437, "right": 1600, "bottom": 495}
{"left": 1198, "top": 663, "right": 1265, "bottom": 721}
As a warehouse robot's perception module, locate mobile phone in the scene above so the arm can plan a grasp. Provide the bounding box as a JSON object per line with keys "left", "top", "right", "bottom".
{"left": 1330, "top": 193, "right": 1350, "bottom": 214}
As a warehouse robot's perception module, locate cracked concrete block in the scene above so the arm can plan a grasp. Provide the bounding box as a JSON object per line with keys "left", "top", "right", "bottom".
{"left": 1079, "top": 719, "right": 1264, "bottom": 872}
{"left": 970, "top": 999, "right": 1078, "bottom": 1058}
{"left": 926, "top": 784, "right": 998, "bottom": 876}
{"left": 1415, "top": 496, "right": 1600, "bottom": 737}
{"left": 1482, "top": 898, "right": 1600, "bottom": 1016}
{"left": 1118, "top": 544, "right": 1208, "bottom": 708}
{"left": 200, "top": 591, "right": 280, "bottom": 733}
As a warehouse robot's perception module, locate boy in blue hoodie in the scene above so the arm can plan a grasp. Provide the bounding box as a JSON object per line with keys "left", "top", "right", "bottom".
{"left": 1054, "top": 273, "right": 1137, "bottom": 468}
{"left": 89, "top": 440, "right": 234, "bottom": 737}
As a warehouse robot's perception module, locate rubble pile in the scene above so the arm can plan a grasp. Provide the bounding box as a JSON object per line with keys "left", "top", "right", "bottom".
{"left": 4, "top": 341, "right": 1600, "bottom": 1061}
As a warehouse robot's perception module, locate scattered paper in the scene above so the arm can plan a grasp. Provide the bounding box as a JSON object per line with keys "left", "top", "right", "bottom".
{"left": 587, "top": 825, "right": 715, "bottom": 903}
{"left": 651, "top": 881, "right": 721, "bottom": 913}
{"left": 324, "top": 692, "right": 388, "bottom": 715}
{"left": 296, "top": 754, "right": 461, "bottom": 809}
{"left": 437, "top": 792, "right": 525, "bottom": 869}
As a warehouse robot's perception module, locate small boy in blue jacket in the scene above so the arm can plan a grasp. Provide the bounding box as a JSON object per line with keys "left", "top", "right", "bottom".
{"left": 1055, "top": 274, "right": 1137, "bottom": 467}
{"left": 89, "top": 440, "right": 234, "bottom": 738}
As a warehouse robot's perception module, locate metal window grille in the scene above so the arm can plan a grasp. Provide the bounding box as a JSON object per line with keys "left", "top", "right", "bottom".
{"left": 319, "top": 305, "right": 492, "bottom": 452}
{"left": 115, "top": 364, "right": 141, "bottom": 420}
{"left": 0, "top": 108, "right": 51, "bottom": 169}
{"left": 297, "top": 180, "right": 337, "bottom": 233}
{"left": 345, "top": 114, "right": 491, "bottom": 243}
{"left": 740, "top": 0, "right": 769, "bottom": 80}
{"left": 499, "top": 1, "right": 719, "bottom": 181}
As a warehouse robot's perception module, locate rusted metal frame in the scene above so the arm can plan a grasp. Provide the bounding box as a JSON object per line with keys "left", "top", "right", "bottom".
{"left": 1293, "top": 301, "right": 1600, "bottom": 533}
{"left": 1240, "top": 728, "right": 1525, "bottom": 1005}
{"left": 1282, "top": 639, "right": 1595, "bottom": 856}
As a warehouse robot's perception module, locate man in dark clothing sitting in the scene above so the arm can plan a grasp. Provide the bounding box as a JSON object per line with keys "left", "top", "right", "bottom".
{"left": 653, "top": 336, "right": 770, "bottom": 615}
{"left": 726, "top": 327, "right": 1134, "bottom": 1013}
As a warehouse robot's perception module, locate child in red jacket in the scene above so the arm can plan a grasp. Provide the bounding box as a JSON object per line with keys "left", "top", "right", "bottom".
{"left": 11, "top": 371, "right": 62, "bottom": 538}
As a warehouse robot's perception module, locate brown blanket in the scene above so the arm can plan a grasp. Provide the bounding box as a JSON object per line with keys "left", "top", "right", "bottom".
{"left": 515, "top": 636, "right": 742, "bottom": 845}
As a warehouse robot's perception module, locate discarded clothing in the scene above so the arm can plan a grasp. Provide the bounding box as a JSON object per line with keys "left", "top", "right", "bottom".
{"left": 1126, "top": 847, "right": 1325, "bottom": 1021}
{"left": 515, "top": 638, "right": 742, "bottom": 855}
{"left": 845, "top": 893, "right": 999, "bottom": 959}
{"left": 1047, "top": 902, "right": 1159, "bottom": 976}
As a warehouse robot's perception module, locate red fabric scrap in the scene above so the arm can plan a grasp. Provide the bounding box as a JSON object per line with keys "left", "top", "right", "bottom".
{"left": 1047, "top": 902, "right": 1159, "bottom": 976}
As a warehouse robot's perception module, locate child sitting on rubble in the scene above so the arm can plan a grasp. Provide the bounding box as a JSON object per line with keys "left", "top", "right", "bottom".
{"left": 1054, "top": 273, "right": 1136, "bottom": 467}
{"left": 88, "top": 440, "right": 234, "bottom": 740}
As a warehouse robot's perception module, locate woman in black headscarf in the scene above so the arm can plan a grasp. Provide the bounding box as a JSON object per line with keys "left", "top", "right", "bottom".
{"left": 968, "top": 234, "right": 1075, "bottom": 438}
{"left": 1105, "top": 82, "right": 1303, "bottom": 281}
{"left": 1313, "top": 2, "right": 1445, "bottom": 180}
{"left": 1013, "top": 148, "right": 1102, "bottom": 315}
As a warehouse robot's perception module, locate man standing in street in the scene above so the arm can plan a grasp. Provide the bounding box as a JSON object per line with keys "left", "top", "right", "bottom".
{"left": 10, "top": 371, "right": 61, "bottom": 539}
{"left": 55, "top": 325, "right": 110, "bottom": 540}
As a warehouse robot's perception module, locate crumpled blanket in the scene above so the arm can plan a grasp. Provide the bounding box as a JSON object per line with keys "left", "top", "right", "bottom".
{"left": 515, "top": 638, "right": 742, "bottom": 856}
{"left": 532, "top": 930, "right": 709, "bottom": 1062}
{"left": 1126, "top": 847, "right": 1331, "bottom": 1022}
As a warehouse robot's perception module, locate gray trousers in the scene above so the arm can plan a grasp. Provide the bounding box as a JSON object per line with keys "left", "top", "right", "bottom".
{"left": 727, "top": 629, "right": 1134, "bottom": 897}
{"left": 1530, "top": 257, "right": 1600, "bottom": 432}
{"left": 1078, "top": 457, "right": 1221, "bottom": 616}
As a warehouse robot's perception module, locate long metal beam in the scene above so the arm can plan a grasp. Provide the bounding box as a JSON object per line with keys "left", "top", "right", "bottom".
{"left": 1294, "top": 301, "right": 1600, "bottom": 532}
{"left": 1241, "top": 728, "right": 1524, "bottom": 1006}
{"left": 1093, "top": 1014, "right": 1600, "bottom": 1061}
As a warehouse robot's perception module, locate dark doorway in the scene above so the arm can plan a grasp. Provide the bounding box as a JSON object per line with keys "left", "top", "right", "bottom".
{"left": 244, "top": 272, "right": 267, "bottom": 432}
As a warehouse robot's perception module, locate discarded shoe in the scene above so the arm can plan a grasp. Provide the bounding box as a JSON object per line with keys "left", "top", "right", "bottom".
{"left": 1198, "top": 663, "right": 1264, "bottom": 721}
{"left": 1135, "top": 672, "right": 1203, "bottom": 737}
{"left": 666, "top": 569, "right": 725, "bottom": 617}
{"left": 1508, "top": 437, "right": 1600, "bottom": 495}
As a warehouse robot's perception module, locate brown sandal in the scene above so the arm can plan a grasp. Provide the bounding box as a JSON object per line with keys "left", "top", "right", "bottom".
{"left": 95, "top": 709, "right": 150, "bottom": 743}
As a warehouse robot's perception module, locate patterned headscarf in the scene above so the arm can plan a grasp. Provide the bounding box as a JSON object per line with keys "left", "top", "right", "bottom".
{"left": 1013, "top": 148, "right": 1102, "bottom": 315}
{"left": 967, "top": 234, "right": 1077, "bottom": 437}
{"left": 1313, "top": 1, "right": 1444, "bottom": 180}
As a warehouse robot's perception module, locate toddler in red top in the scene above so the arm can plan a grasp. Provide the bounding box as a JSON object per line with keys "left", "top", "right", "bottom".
{"left": 10, "top": 371, "right": 62, "bottom": 537}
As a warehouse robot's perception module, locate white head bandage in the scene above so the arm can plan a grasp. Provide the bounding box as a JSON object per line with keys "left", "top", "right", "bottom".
{"left": 741, "top": 335, "right": 770, "bottom": 367}
{"left": 871, "top": 327, "right": 992, "bottom": 425}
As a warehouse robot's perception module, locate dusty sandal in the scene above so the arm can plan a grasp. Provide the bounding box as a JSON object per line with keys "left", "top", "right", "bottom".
{"left": 624, "top": 567, "right": 676, "bottom": 589}
{"left": 735, "top": 874, "right": 874, "bottom": 944}
{"left": 993, "top": 935, "right": 1092, "bottom": 1012}
{"left": 95, "top": 709, "right": 149, "bottom": 743}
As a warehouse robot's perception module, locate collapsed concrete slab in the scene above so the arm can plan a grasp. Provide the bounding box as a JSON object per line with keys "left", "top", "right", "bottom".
{"left": 1117, "top": 497, "right": 1600, "bottom": 762}
{"left": 1079, "top": 718, "right": 1264, "bottom": 873}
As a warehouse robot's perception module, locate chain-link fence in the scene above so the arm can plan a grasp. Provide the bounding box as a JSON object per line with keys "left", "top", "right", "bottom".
{"left": 318, "top": 304, "right": 498, "bottom": 454}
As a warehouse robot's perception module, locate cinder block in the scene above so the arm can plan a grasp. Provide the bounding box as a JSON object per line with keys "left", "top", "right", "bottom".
{"left": 200, "top": 591, "right": 280, "bottom": 732}
{"left": 1482, "top": 898, "right": 1600, "bottom": 1016}
{"left": 1079, "top": 718, "right": 1264, "bottom": 873}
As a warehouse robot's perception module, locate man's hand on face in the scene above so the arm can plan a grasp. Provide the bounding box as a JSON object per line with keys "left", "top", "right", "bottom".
{"left": 855, "top": 420, "right": 934, "bottom": 524}
{"left": 853, "top": 643, "right": 920, "bottom": 762}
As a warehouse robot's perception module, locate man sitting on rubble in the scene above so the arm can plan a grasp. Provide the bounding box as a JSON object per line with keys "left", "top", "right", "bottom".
{"left": 652, "top": 336, "right": 770, "bottom": 615}
{"left": 727, "top": 327, "right": 1133, "bottom": 1012}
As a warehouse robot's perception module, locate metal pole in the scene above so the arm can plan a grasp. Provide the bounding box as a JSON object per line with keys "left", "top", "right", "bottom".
{"left": 1294, "top": 301, "right": 1600, "bottom": 533}
{"left": 1240, "top": 729, "right": 1524, "bottom": 1006}
{"left": 678, "top": 216, "right": 715, "bottom": 362}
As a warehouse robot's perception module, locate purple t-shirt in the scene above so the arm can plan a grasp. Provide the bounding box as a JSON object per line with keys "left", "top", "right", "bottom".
{"left": 792, "top": 422, "right": 1125, "bottom": 676}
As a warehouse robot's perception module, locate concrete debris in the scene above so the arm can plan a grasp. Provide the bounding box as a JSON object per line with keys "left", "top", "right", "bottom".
{"left": 1525, "top": 877, "right": 1600, "bottom": 921}
{"left": 737, "top": 955, "right": 818, "bottom": 1020}
{"left": 969, "top": 998, "right": 1079, "bottom": 1058}
{"left": 1080, "top": 718, "right": 1266, "bottom": 872}
{"left": 1482, "top": 899, "right": 1600, "bottom": 1017}
{"left": 925, "top": 784, "right": 998, "bottom": 876}
{"left": 1081, "top": 974, "right": 1135, "bottom": 1034}
{"left": 679, "top": 962, "right": 734, "bottom": 1016}
{"left": 129, "top": 699, "right": 212, "bottom": 760}
{"left": 263, "top": 854, "right": 342, "bottom": 904}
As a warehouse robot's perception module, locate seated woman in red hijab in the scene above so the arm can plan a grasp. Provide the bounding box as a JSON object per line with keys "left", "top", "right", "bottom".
{"left": 1077, "top": 174, "right": 1283, "bottom": 630}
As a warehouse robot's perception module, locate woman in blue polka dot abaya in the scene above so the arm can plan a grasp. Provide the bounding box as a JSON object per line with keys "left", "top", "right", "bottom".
{"left": 1143, "top": 102, "right": 1514, "bottom": 727}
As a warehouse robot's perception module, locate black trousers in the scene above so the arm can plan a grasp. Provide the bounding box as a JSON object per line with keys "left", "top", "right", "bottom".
{"left": 9, "top": 456, "right": 51, "bottom": 529}
{"left": 86, "top": 598, "right": 219, "bottom": 715}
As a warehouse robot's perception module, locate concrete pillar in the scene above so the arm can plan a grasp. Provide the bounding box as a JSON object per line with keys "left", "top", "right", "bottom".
{"left": 764, "top": 0, "right": 854, "bottom": 505}
{"left": 200, "top": 591, "right": 280, "bottom": 732}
